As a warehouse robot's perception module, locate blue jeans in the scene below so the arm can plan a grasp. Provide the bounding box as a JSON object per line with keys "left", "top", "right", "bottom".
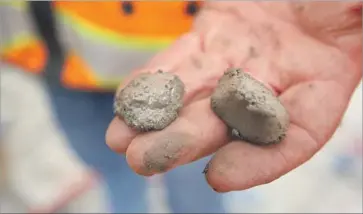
{"left": 46, "top": 83, "right": 225, "bottom": 213}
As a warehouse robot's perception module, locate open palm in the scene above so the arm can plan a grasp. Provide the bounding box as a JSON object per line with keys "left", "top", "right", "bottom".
{"left": 106, "top": 2, "right": 362, "bottom": 192}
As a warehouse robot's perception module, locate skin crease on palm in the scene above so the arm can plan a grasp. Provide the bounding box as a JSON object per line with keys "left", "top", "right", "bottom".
{"left": 106, "top": 2, "right": 362, "bottom": 192}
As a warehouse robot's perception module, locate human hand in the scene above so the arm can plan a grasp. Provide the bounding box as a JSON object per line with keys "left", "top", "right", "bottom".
{"left": 106, "top": 2, "right": 362, "bottom": 192}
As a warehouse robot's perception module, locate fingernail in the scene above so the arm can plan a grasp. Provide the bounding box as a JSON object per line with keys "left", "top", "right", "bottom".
{"left": 212, "top": 187, "right": 228, "bottom": 193}
{"left": 202, "top": 161, "right": 211, "bottom": 174}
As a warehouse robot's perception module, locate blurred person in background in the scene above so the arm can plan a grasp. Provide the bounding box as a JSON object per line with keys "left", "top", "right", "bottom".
{"left": 1, "top": 2, "right": 109, "bottom": 212}
{"left": 0, "top": 62, "right": 109, "bottom": 213}
{"left": 0, "top": 1, "right": 225, "bottom": 213}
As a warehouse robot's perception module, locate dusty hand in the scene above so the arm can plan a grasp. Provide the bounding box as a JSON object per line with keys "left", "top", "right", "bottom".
{"left": 106, "top": 2, "right": 362, "bottom": 192}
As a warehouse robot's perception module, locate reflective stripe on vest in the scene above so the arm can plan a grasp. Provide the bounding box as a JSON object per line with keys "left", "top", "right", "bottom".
{"left": 0, "top": 1, "right": 47, "bottom": 73}
{"left": 52, "top": 1, "right": 202, "bottom": 91}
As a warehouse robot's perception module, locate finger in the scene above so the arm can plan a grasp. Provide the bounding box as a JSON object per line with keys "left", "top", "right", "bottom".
{"left": 205, "top": 125, "right": 317, "bottom": 192}
{"left": 124, "top": 47, "right": 232, "bottom": 175}
{"left": 205, "top": 79, "right": 359, "bottom": 192}
{"left": 105, "top": 117, "right": 138, "bottom": 153}
{"left": 125, "top": 98, "right": 229, "bottom": 176}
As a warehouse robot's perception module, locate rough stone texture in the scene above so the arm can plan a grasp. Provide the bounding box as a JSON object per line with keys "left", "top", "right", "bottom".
{"left": 114, "top": 71, "right": 185, "bottom": 132}
{"left": 211, "top": 68, "right": 289, "bottom": 145}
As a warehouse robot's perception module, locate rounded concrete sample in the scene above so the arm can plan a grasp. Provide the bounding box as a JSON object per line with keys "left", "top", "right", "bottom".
{"left": 114, "top": 71, "right": 185, "bottom": 132}
{"left": 211, "top": 68, "right": 289, "bottom": 145}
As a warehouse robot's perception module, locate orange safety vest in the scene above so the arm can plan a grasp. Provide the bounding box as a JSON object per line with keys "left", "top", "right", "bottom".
{"left": 53, "top": 1, "right": 203, "bottom": 91}
{"left": 1, "top": 1, "right": 202, "bottom": 91}
{"left": 0, "top": 1, "right": 47, "bottom": 74}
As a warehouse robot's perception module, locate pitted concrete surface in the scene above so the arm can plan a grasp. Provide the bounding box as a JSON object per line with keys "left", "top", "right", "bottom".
{"left": 114, "top": 71, "right": 185, "bottom": 132}
{"left": 211, "top": 68, "right": 289, "bottom": 145}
